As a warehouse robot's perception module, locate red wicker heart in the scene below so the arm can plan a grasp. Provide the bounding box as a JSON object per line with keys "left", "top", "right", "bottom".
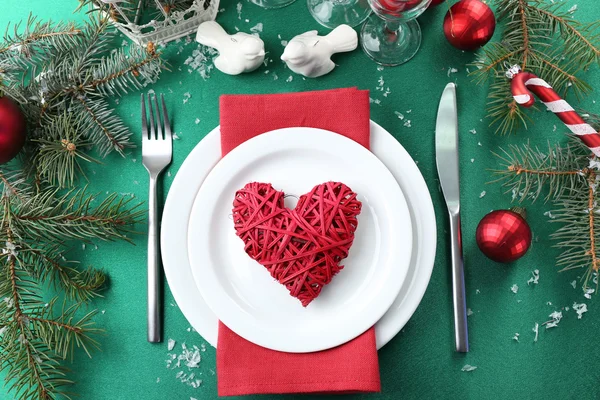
{"left": 233, "top": 181, "right": 362, "bottom": 307}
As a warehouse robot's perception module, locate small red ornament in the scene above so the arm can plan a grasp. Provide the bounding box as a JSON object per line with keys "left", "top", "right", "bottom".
{"left": 443, "top": 0, "right": 496, "bottom": 51}
{"left": 476, "top": 208, "right": 532, "bottom": 263}
{"left": 429, "top": 0, "right": 446, "bottom": 7}
{"left": 0, "top": 96, "right": 26, "bottom": 164}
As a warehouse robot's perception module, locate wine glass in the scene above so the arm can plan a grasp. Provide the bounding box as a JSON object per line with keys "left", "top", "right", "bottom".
{"left": 251, "top": 0, "right": 297, "bottom": 9}
{"left": 307, "top": 0, "right": 372, "bottom": 29}
{"left": 361, "top": 0, "right": 431, "bottom": 66}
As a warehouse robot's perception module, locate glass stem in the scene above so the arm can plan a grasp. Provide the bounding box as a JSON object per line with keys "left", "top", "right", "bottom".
{"left": 384, "top": 20, "right": 401, "bottom": 43}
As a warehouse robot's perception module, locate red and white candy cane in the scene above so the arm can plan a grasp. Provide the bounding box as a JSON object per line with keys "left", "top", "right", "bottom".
{"left": 506, "top": 65, "right": 600, "bottom": 157}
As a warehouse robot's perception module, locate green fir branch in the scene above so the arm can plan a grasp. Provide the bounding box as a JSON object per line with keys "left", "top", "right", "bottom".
{"left": 31, "top": 113, "right": 100, "bottom": 188}
{"left": 491, "top": 139, "right": 589, "bottom": 202}
{"left": 8, "top": 189, "right": 144, "bottom": 243}
{"left": 0, "top": 12, "right": 162, "bottom": 399}
{"left": 73, "top": 96, "right": 134, "bottom": 156}
{"left": 17, "top": 246, "right": 107, "bottom": 302}
{"left": 491, "top": 123, "right": 600, "bottom": 292}
{"left": 471, "top": 0, "right": 600, "bottom": 134}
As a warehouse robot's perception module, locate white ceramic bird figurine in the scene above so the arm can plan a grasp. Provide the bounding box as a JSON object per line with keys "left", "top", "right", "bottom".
{"left": 281, "top": 24, "right": 358, "bottom": 78}
{"left": 195, "top": 21, "right": 265, "bottom": 75}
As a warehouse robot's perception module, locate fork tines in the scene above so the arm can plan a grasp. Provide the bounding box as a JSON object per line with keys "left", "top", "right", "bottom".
{"left": 141, "top": 93, "right": 172, "bottom": 142}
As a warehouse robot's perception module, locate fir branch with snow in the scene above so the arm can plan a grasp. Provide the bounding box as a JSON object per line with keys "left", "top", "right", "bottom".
{"left": 0, "top": 14, "right": 163, "bottom": 399}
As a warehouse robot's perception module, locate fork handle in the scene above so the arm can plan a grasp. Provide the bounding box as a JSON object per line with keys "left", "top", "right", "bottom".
{"left": 148, "top": 174, "right": 162, "bottom": 343}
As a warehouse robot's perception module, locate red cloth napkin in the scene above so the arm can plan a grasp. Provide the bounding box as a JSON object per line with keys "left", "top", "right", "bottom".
{"left": 217, "top": 88, "right": 381, "bottom": 396}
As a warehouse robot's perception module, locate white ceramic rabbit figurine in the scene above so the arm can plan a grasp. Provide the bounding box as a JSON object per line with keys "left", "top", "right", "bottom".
{"left": 281, "top": 24, "right": 358, "bottom": 78}
{"left": 195, "top": 21, "right": 265, "bottom": 75}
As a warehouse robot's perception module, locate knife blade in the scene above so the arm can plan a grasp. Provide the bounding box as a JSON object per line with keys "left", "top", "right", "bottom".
{"left": 435, "top": 83, "right": 469, "bottom": 353}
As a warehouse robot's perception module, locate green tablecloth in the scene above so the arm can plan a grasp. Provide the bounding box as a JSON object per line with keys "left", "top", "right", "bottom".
{"left": 2, "top": 0, "right": 600, "bottom": 399}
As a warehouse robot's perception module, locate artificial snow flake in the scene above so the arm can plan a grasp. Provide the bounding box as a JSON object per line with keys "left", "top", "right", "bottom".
{"left": 467, "top": 308, "right": 474, "bottom": 316}
{"left": 479, "top": 191, "right": 487, "bottom": 198}
{"left": 195, "top": 118, "right": 200, "bottom": 124}
{"left": 394, "top": 111, "right": 404, "bottom": 120}
{"left": 236, "top": 2, "right": 242, "bottom": 19}
{"left": 527, "top": 269, "right": 540, "bottom": 285}
{"left": 404, "top": 120, "right": 412, "bottom": 128}
{"left": 447, "top": 67, "right": 458, "bottom": 77}
{"left": 286, "top": 75, "right": 293, "bottom": 83}
{"left": 184, "top": 45, "right": 217, "bottom": 79}
{"left": 589, "top": 158, "right": 600, "bottom": 171}
{"left": 470, "top": 158, "right": 475, "bottom": 163}
{"left": 183, "top": 92, "right": 192, "bottom": 104}
{"left": 543, "top": 311, "right": 563, "bottom": 329}
{"left": 3, "top": 297, "right": 14, "bottom": 309}
{"left": 180, "top": 343, "right": 201, "bottom": 369}
{"left": 584, "top": 288, "right": 594, "bottom": 299}
{"left": 2, "top": 241, "right": 18, "bottom": 258}
{"left": 513, "top": 333, "right": 520, "bottom": 342}
{"left": 461, "top": 365, "right": 477, "bottom": 372}
{"left": 544, "top": 211, "right": 556, "bottom": 219}
{"left": 573, "top": 302, "right": 588, "bottom": 319}
{"left": 168, "top": 339, "right": 176, "bottom": 351}
{"left": 250, "top": 23, "right": 263, "bottom": 33}
{"left": 571, "top": 280, "right": 577, "bottom": 289}
{"left": 511, "top": 284, "right": 519, "bottom": 294}
{"left": 533, "top": 323, "right": 539, "bottom": 342}
{"left": 568, "top": 4, "right": 578, "bottom": 13}
{"left": 469, "top": 129, "right": 477, "bottom": 135}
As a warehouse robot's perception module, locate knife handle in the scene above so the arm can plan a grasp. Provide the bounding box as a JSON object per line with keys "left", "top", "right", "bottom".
{"left": 449, "top": 211, "right": 469, "bottom": 352}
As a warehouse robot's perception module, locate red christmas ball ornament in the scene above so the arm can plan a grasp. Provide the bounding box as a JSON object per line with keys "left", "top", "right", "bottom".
{"left": 429, "top": 0, "right": 446, "bottom": 7}
{"left": 476, "top": 208, "right": 532, "bottom": 263}
{"left": 443, "top": 0, "right": 496, "bottom": 51}
{"left": 0, "top": 96, "right": 26, "bottom": 164}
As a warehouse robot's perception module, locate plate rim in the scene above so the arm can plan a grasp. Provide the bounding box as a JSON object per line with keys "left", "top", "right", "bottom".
{"left": 186, "top": 127, "right": 412, "bottom": 353}
{"left": 160, "top": 121, "right": 437, "bottom": 350}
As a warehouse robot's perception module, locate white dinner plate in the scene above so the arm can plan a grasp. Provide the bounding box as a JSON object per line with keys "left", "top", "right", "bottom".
{"left": 161, "top": 121, "right": 436, "bottom": 350}
{"left": 187, "top": 128, "right": 412, "bottom": 353}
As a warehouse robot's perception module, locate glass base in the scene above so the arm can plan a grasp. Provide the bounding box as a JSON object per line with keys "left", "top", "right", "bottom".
{"left": 251, "top": 0, "right": 297, "bottom": 9}
{"left": 307, "top": 0, "right": 371, "bottom": 29}
{"left": 360, "top": 15, "right": 422, "bottom": 66}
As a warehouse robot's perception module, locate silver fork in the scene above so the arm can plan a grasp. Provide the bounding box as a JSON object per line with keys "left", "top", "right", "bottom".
{"left": 142, "top": 93, "right": 172, "bottom": 343}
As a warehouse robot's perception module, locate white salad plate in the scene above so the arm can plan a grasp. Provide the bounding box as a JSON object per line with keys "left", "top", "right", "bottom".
{"left": 187, "top": 128, "right": 412, "bottom": 353}
{"left": 161, "top": 121, "right": 436, "bottom": 351}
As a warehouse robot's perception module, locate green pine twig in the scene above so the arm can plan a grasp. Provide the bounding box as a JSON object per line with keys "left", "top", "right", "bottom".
{"left": 470, "top": 0, "right": 600, "bottom": 134}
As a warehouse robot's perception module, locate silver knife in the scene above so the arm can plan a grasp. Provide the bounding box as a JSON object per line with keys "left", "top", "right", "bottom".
{"left": 435, "top": 83, "right": 469, "bottom": 353}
